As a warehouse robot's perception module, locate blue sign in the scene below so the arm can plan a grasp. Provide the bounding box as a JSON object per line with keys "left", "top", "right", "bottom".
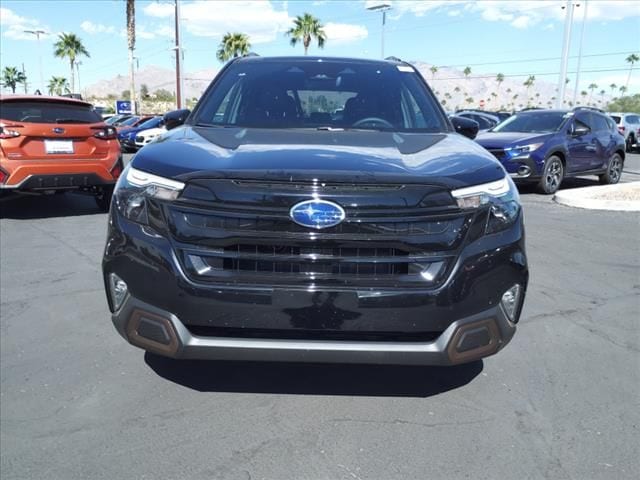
{"left": 115, "top": 100, "right": 132, "bottom": 115}
{"left": 289, "top": 200, "right": 345, "bottom": 229}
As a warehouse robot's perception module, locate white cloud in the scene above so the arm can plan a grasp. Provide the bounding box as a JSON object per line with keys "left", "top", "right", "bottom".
{"left": 0, "top": 7, "right": 51, "bottom": 40}
{"left": 323, "top": 22, "right": 368, "bottom": 44}
{"left": 143, "top": 0, "right": 292, "bottom": 43}
{"left": 80, "top": 21, "right": 116, "bottom": 35}
{"left": 378, "top": 0, "right": 639, "bottom": 28}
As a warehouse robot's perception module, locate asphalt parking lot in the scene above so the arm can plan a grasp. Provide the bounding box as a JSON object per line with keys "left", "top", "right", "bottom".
{"left": 1, "top": 153, "right": 639, "bottom": 480}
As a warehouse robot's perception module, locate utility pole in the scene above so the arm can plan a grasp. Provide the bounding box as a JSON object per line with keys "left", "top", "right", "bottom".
{"left": 21, "top": 63, "right": 28, "bottom": 94}
{"left": 174, "top": 0, "right": 184, "bottom": 109}
{"left": 24, "top": 29, "right": 46, "bottom": 93}
{"left": 556, "top": 1, "right": 577, "bottom": 109}
{"left": 76, "top": 61, "right": 82, "bottom": 98}
{"left": 367, "top": 3, "right": 391, "bottom": 59}
{"left": 573, "top": 1, "right": 587, "bottom": 105}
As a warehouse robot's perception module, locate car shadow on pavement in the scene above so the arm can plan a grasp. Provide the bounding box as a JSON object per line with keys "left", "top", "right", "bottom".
{"left": 144, "top": 353, "right": 483, "bottom": 397}
{"left": 0, "top": 192, "right": 103, "bottom": 219}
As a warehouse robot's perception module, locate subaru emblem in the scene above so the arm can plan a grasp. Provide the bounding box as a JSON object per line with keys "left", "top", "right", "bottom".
{"left": 52, "top": 127, "right": 65, "bottom": 134}
{"left": 290, "top": 199, "right": 345, "bottom": 229}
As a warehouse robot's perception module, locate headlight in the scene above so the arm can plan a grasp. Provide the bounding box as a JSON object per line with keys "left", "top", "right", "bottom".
{"left": 114, "top": 166, "right": 185, "bottom": 225}
{"left": 451, "top": 176, "right": 521, "bottom": 234}
{"left": 507, "top": 142, "right": 544, "bottom": 157}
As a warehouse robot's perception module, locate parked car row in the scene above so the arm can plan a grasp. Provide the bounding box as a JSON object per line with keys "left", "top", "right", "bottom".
{"left": 471, "top": 107, "right": 626, "bottom": 194}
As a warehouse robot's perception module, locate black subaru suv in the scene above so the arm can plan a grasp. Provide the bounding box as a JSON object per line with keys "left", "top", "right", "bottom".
{"left": 102, "top": 56, "right": 528, "bottom": 365}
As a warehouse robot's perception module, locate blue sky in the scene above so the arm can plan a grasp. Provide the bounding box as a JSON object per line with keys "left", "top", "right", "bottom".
{"left": 1, "top": 0, "right": 638, "bottom": 95}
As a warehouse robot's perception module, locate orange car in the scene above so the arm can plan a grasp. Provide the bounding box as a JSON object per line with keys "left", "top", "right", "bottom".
{"left": 0, "top": 95, "right": 123, "bottom": 211}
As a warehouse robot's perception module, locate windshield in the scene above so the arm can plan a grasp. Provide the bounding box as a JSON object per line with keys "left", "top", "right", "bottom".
{"left": 119, "top": 116, "right": 141, "bottom": 126}
{"left": 193, "top": 59, "right": 448, "bottom": 132}
{"left": 0, "top": 101, "right": 102, "bottom": 124}
{"left": 137, "top": 117, "right": 161, "bottom": 129}
{"left": 493, "top": 112, "right": 569, "bottom": 133}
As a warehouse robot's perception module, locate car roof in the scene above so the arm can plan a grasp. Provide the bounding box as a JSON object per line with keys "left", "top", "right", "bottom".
{"left": 0, "top": 94, "right": 93, "bottom": 107}
{"left": 232, "top": 55, "right": 409, "bottom": 67}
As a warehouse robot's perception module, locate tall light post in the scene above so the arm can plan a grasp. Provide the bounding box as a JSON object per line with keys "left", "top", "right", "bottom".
{"left": 23, "top": 29, "right": 46, "bottom": 93}
{"left": 556, "top": 1, "right": 579, "bottom": 108}
{"left": 174, "top": 0, "right": 184, "bottom": 109}
{"left": 367, "top": 3, "right": 391, "bottom": 59}
{"left": 76, "top": 61, "right": 82, "bottom": 97}
{"left": 573, "top": 1, "right": 588, "bottom": 105}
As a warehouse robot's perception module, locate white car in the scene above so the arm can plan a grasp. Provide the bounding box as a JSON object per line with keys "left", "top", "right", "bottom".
{"left": 134, "top": 126, "right": 167, "bottom": 149}
{"left": 609, "top": 112, "right": 640, "bottom": 152}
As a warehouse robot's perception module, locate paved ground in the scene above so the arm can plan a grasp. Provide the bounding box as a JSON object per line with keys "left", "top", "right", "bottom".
{"left": 1, "top": 154, "right": 639, "bottom": 480}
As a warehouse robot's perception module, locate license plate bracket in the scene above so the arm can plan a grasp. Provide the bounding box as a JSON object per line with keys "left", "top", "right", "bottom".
{"left": 44, "top": 140, "right": 74, "bottom": 154}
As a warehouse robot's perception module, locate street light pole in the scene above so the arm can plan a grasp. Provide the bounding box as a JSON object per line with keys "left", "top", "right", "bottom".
{"left": 573, "top": 1, "right": 588, "bottom": 105}
{"left": 556, "top": 1, "right": 577, "bottom": 108}
{"left": 76, "top": 61, "right": 82, "bottom": 98}
{"left": 24, "top": 29, "right": 46, "bottom": 93}
{"left": 174, "top": 0, "right": 184, "bottom": 109}
{"left": 367, "top": 3, "right": 391, "bottom": 59}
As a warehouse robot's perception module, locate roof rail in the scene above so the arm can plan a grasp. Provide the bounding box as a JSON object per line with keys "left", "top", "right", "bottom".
{"left": 572, "top": 106, "right": 606, "bottom": 114}
{"left": 242, "top": 52, "right": 260, "bottom": 58}
{"left": 384, "top": 56, "right": 403, "bottom": 63}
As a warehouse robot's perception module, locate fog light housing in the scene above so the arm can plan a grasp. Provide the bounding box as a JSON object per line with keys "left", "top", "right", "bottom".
{"left": 501, "top": 284, "right": 522, "bottom": 322}
{"left": 108, "top": 273, "right": 128, "bottom": 311}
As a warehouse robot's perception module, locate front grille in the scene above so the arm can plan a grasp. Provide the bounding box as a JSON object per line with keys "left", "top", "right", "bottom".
{"left": 166, "top": 179, "right": 477, "bottom": 288}
{"left": 180, "top": 244, "right": 449, "bottom": 287}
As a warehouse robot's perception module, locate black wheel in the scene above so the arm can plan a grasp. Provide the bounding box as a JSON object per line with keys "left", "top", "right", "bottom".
{"left": 599, "top": 152, "right": 623, "bottom": 185}
{"left": 626, "top": 135, "right": 636, "bottom": 153}
{"left": 95, "top": 186, "right": 114, "bottom": 212}
{"left": 537, "top": 155, "right": 564, "bottom": 194}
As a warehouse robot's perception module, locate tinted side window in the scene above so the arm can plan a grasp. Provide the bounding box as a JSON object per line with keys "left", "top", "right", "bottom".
{"left": 610, "top": 115, "right": 621, "bottom": 123}
{"left": 571, "top": 114, "right": 591, "bottom": 134}
{"left": 591, "top": 114, "right": 609, "bottom": 132}
{"left": 626, "top": 115, "right": 639, "bottom": 124}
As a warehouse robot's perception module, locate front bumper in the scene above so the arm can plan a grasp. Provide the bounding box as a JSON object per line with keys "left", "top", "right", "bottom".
{"left": 111, "top": 294, "right": 517, "bottom": 365}
{"left": 103, "top": 210, "right": 528, "bottom": 365}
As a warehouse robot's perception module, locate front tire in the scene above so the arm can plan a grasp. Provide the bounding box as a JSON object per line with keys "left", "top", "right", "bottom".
{"left": 599, "top": 153, "right": 623, "bottom": 185}
{"left": 625, "top": 135, "right": 635, "bottom": 153}
{"left": 537, "top": 155, "right": 564, "bottom": 194}
{"left": 95, "top": 186, "right": 114, "bottom": 212}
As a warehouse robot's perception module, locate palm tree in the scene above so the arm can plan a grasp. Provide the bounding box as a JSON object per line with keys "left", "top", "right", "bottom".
{"left": 625, "top": 53, "right": 639, "bottom": 90}
{"left": 619, "top": 85, "right": 628, "bottom": 96}
{"left": 587, "top": 83, "right": 598, "bottom": 104}
{"left": 495, "top": 73, "right": 504, "bottom": 103}
{"left": 286, "top": 13, "right": 326, "bottom": 55}
{"left": 463, "top": 66, "right": 471, "bottom": 95}
{"left": 1, "top": 66, "right": 26, "bottom": 93}
{"left": 217, "top": 32, "right": 251, "bottom": 62}
{"left": 580, "top": 90, "right": 588, "bottom": 104}
{"left": 126, "top": 0, "right": 136, "bottom": 114}
{"left": 53, "top": 32, "right": 89, "bottom": 93}
{"left": 430, "top": 65, "right": 438, "bottom": 80}
{"left": 523, "top": 75, "right": 535, "bottom": 105}
{"left": 47, "top": 76, "right": 69, "bottom": 95}
{"left": 599, "top": 89, "right": 606, "bottom": 105}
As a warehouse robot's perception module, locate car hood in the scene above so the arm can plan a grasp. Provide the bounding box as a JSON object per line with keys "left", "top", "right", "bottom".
{"left": 131, "top": 126, "right": 506, "bottom": 189}
{"left": 475, "top": 131, "right": 553, "bottom": 149}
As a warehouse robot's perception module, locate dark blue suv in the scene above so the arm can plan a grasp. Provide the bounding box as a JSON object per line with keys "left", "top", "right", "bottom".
{"left": 476, "top": 108, "right": 626, "bottom": 194}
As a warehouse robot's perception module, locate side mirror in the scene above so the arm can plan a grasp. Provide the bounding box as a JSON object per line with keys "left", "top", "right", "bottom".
{"left": 163, "top": 109, "right": 191, "bottom": 130}
{"left": 570, "top": 125, "right": 590, "bottom": 137}
{"left": 450, "top": 115, "right": 479, "bottom": 140}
